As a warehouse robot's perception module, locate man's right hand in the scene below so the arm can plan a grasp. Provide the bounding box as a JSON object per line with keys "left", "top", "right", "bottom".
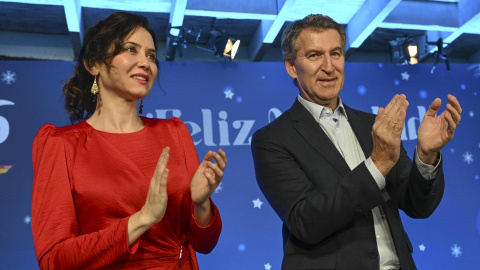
{"left": 371, "top": 94, "right": 409, "bottom": 177}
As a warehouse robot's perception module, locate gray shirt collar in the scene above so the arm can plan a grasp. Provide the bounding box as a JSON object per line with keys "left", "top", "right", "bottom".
{"left": 296, "top": 94, "right": 348, "bottom": 123}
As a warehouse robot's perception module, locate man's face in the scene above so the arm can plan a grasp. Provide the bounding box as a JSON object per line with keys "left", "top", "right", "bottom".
{"left": 285, "top": 28, "right": 345, "bottom": 110}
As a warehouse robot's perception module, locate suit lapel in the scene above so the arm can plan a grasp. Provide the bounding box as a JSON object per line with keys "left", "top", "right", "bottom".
{"left": 344, "top": 105, "right": 374, "bottom": 159}
{"left": 289, "top": 99, "right": 351, "bottom": 176}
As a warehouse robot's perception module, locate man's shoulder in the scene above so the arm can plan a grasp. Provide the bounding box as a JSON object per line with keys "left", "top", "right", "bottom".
{"left": 255, "top": 107, "right": 293, "bottom": 133}
{"left": 251, "top": 105, "right": 297, "bottom": 147}
{"left": 343, "top": 104, "right": 377, "bottom": 122}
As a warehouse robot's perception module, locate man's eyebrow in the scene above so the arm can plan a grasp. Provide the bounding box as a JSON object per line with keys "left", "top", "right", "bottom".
{"left": 304, "top": 49, "right": 323, "bottom": 54}
{"left": 332, "top": 46, "right": 344, "bottom": 53}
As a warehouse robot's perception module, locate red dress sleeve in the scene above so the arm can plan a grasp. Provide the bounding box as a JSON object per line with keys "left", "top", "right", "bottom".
{"left": 171, "top": 118, "right": 222, "bottom": 254}
{"left": 31, "top": 124, "right": 138, "bottom": 269}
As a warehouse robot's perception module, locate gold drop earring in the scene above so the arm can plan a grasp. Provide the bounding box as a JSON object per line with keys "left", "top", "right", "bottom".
{"left": 91, "top": 75, "right": 99, "bottom": 95}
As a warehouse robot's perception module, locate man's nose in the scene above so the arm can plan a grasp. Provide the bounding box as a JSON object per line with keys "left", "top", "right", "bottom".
{"left": 321, "top": 55, "right": 334, "bottom": 73}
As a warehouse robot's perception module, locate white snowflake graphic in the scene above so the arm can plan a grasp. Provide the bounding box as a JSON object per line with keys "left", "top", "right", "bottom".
{"left": 451, "top": 244, "right": 462, "bottom": 258}
{"left": 419, "top": 244, "right": 426, "bottom": 251}
{"left": 214, "top": 182, "right": 224, "bottom": 193}
{"left": 463, "top": 152, "right": 474, "bottom": 164}
{"left": 1, "top": 70, "right": 16, "bottom": 85}
{"left": 24, "top": 216, "right": 31, "bottom": 224}
{"left": 467, "top": 64, "right": 480, "bottom": 78}
{"left": 264, "top": 263, "right": 272, "bottom": 270}
{"left": 469, "top": 111, "right": 474, "bottom": 117}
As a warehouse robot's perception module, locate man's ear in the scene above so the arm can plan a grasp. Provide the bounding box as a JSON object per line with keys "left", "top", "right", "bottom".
{"left": 285, "top": 59, "right": 297, "bottom": 80}
{"left": 83, "top": 59, "right": 98, "bottom": 76}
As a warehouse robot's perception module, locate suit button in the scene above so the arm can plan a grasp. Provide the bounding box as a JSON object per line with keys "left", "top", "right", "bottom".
{"left": 364, "top": 212, "right": 373, "bottom": 220}
{"left": 369, "top": 251, "right": 378, "bottom": 259}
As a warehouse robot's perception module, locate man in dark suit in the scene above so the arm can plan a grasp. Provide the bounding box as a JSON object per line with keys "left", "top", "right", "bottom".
{"left": 251, "top": 14, "right": 462, "bottom": 270}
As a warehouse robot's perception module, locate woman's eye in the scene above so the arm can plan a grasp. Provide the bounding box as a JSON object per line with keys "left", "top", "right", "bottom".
{"left": 125, "top": 47, "right": 136, "bottom": 53}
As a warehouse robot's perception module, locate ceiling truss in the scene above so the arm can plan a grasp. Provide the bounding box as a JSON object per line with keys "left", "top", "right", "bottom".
{"left": 0, "top": 0, "right": 479, "bottom": 63}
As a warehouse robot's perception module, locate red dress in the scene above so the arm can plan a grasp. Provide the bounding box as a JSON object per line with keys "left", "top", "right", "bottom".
{"left": 32, "top": 117, "right": 222, "bottom": 270}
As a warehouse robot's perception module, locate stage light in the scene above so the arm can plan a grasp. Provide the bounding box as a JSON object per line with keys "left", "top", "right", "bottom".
{"left": 165, "top": 25, "right": 191, "bottom": 61}
{"left": 166, "top": 25, "right": 240, "bottom": 61}
{"left": 403, "top": 38, "right": 418, "bottom": 65}
{"left": 208, "top": 30, "right": 241, "bottom": 60}
{"left": 214, "top": 35, "right": 240, "bottom": 60}
{"left": 430, "top": 38, "right": 450, "bottom": 73}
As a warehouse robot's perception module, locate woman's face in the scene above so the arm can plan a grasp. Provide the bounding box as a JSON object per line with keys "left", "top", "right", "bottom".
{"left": 95, "top": 27, "right": 158, "bottom": 102}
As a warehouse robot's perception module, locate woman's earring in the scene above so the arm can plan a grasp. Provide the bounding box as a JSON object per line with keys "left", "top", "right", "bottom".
{"left": 139, "top": 99, "right": 144, "bottom": 114}
{"left": 91, "top": 76, "right": 99, "bottom": 95}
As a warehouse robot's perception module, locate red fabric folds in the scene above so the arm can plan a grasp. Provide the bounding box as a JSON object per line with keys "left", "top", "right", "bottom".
{"left": 32, "top": 117, "right": 222, "bottom": 269}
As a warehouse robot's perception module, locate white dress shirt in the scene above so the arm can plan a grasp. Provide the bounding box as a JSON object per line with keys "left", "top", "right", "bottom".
{"left": 297, "top": 95, "right": 440, "bottom": 270}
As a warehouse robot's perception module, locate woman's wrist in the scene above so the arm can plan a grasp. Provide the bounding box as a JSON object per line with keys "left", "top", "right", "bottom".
{"left": 193, "top": 199, "right": 213, "bottom": 227}
{"left": 127, "top": 211, "right": 155, "bottom": 245}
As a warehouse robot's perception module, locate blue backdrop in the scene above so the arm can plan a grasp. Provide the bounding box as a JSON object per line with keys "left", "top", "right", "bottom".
{"left": 0, "top": 60, "right": 479, "bottom": 269}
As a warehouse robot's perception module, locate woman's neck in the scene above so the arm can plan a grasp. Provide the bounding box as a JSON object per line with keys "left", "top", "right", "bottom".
{"left": 86, "top": 97, "right": 144, "bottom": 133}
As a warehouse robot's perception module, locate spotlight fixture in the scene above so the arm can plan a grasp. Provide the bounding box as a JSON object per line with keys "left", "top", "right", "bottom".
{"left": 165, "top": 25, "right": 240, "bottom": 61}
{"left": 390, "top": 35, "right": 451, "bottom": 72}
{"left": 196, "top": 29, "right": 241, "bottom": 61}
{"left": 403, "top": 38, "right": 418, "bottom": 65}
{"left": 209, "top": 30, "right": 240, "bottom": 60}
{"left": 430, "top": 38, "right": 450, "bottom": 73}
{"left": 165, "top": 25, "right": 192, "bottom": 61}
{"left": 389, "top": 37, "right": 421, "bottom": 65}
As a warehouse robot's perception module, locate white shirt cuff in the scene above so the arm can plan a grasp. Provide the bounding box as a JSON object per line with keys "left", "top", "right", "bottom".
{"left": 365, "top": 157, "right": 386, "bottom": 190}
{"left": 414, "top": 147, "right": 441, "bottom": 180}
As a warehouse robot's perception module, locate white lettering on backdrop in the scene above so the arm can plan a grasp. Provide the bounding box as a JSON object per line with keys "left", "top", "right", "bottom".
{"left": 0, "top": 100, "right": 15, "bottom": 144}
{"left": 149, "top": 106, "right": 426, "bottom": 147}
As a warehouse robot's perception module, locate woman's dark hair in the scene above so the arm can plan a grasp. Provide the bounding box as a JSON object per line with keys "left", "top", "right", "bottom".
{"left": 63, "top": 12, "right": 159, "bottom": 124}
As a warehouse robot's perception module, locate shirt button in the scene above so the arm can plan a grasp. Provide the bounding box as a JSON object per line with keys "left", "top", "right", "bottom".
{"left": 376, "top": 234, "right": 381, "bottom": 239}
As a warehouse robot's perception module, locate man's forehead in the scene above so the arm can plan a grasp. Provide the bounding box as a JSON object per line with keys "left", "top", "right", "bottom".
{"left": 296, "top": 29, "right": 342, "bottom": 50}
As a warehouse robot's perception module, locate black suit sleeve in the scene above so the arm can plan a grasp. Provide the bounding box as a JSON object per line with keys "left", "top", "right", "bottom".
{"left": 252, "top": 126, "right": 444, "bottom": 246}
{"left": 251, "top": 128, "right": 385, "bottom": 245}
{"left": 394, "top": 148, "right": 445, "bottom": 219}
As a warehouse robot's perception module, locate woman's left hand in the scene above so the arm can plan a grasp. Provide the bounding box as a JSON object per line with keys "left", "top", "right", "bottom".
{"left": 190, "top": 149, "right": 228, "bottom": 207}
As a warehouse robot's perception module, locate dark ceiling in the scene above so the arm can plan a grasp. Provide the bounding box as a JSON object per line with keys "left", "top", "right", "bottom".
{"left": 0, "top": 0, "right": 479, "bottom": 64}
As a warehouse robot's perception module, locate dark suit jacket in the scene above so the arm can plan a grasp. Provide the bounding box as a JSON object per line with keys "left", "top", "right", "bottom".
{"left": 251, "top": 99, "right": 444, "bottom": 270}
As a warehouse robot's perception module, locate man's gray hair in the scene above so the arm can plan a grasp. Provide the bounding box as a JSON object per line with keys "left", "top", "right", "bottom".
{"left": 281, "top": 14, "right": 346, "bottom": 63}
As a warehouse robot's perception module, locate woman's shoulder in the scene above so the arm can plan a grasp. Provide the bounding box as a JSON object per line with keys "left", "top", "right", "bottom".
{"left": 142, "top": 116, "right": 186, "bottom": 129}
{"left": 35, "top": 121, "right": 91, "bottom": 139}
{"left": 142, "top": 117, "right": 192, "bottom": 142}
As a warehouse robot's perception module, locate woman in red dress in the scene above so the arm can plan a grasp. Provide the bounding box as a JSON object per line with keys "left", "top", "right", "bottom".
{"left": 32, "top": 12, "right": 227, "bottom": 269}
